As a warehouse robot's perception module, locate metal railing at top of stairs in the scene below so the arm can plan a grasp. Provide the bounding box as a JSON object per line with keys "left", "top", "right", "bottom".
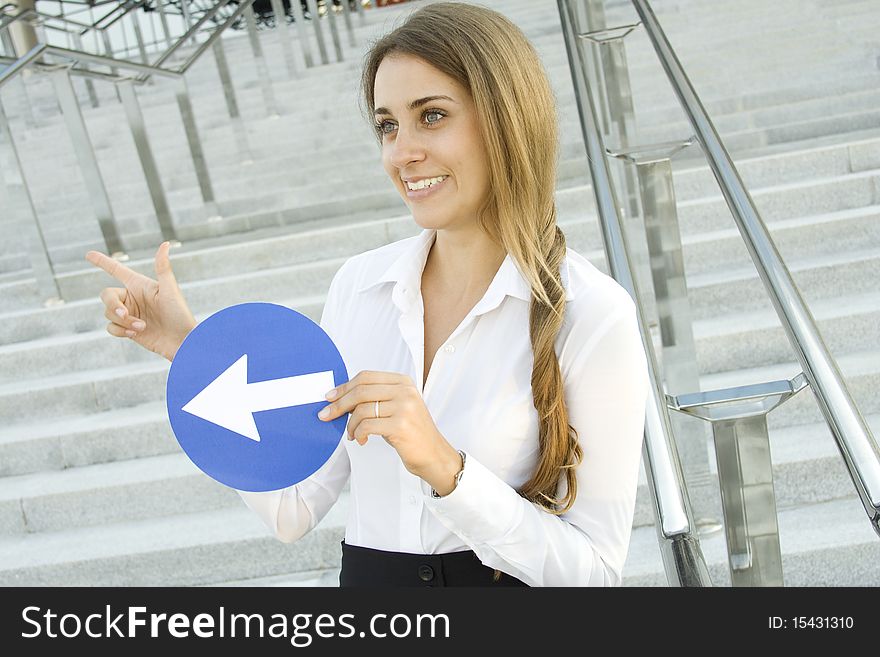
{"left": 0, "top": 0, "right": 255, "bottom": 303}
{"left": 4, "top": 0, "right": 366, "bottom": 67}
{"left": 0, "top": 0, "right": 367, "bottom": 305}
{"left": 558, "top": 0, "right": 880, "bottom": 587}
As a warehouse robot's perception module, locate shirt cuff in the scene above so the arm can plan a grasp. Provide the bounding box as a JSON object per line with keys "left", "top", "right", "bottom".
{"left": 421, "top": 451, "right": 524, "bottom": 545}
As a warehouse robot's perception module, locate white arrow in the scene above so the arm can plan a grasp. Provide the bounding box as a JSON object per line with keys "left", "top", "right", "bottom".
{"left": 181, "top": 354, "right": 335, "bottom": 442}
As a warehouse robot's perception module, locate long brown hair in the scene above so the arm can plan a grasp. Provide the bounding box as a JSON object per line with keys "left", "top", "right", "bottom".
{"left": 362, "top": 2, "right": 582, "bottom": 518}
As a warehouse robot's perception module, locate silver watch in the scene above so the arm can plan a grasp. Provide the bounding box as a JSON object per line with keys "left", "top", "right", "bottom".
{"left": 430, "top": 450, "right": 466, "bottom": 499}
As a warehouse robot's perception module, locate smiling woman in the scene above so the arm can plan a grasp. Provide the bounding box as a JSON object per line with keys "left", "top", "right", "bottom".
{"left": 86, "top": 1, "right": 649, "bottom": 588}
{"left": 257, "top": 0, "right": 643, "bottom": 587}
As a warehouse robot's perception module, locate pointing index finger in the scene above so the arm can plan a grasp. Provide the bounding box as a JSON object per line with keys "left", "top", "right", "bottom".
{"left": 85, "top": 250, "right": 139, "bottom": 285}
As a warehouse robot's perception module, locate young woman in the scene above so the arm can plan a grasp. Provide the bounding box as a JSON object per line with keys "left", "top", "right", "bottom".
{"left": 86, "top": 2, "right": 649, "bottom": 587}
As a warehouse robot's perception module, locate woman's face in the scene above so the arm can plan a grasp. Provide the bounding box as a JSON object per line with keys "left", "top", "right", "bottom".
{"left": 373, "top": 54, "right": 490, "bottom": 233}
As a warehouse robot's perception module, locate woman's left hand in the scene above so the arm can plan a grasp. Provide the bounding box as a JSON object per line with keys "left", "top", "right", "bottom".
{"left": 317, "top": 370, "right": 463, "bottom": 495}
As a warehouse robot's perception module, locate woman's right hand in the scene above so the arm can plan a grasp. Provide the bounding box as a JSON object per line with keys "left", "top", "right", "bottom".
{"left": 85, "top": 241, "right": 197, "bottom": 362}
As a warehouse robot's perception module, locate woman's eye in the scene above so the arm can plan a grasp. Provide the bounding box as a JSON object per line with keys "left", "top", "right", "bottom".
{"left": 424, "top": 110, "right": 444, "bottom": 124}
{"left": 377, "top": 120, "right": 395, "bottom": 135}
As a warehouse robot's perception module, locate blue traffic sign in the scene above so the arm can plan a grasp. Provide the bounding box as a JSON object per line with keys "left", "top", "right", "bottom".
{"left": 166, "top": 302, "right": 349, "bottom": 492}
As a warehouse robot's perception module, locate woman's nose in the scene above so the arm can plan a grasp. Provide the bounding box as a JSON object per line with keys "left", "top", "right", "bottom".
{"left": 388, "top": 125, "right": 426, "bottom": 169}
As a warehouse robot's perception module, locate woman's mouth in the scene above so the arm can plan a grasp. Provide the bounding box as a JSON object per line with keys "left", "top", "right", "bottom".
{"left": 404, "top": 175, "right": 449, "bottom": 200}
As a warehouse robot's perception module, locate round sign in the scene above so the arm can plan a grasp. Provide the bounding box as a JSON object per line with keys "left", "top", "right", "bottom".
{"left": 166, "top": 302, "right": 349, "bottom": 492}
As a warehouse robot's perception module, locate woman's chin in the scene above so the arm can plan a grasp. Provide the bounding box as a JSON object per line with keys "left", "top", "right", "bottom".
{"left": 410, "top": 212, "right": 448, "bottom": 231}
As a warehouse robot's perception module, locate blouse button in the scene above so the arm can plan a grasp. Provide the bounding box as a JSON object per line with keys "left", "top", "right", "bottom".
{"left": 443, "top": 344, "right": 455, "bottom": 354}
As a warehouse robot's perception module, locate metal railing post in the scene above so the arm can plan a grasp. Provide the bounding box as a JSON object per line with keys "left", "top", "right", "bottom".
{"left": 270, "top": 0, "right": 299, "bottom": 79}
{"left": 576, "top": 17, "right": 642, "bottom": 223}
{"left": 0, "top": 28, "right": 15, "bottom": 57}
{"left": 324, "top": 0, "right": 344, "bottom": 62}
{"left": 578, "top": 0, "right": 610, "bottom": 134}
{"left": 126, "top": 4, "right": 149, "bottom": 64}
{"left": 173, "top": 76, "right": 218, "bottom": 217}
{"left": 340, "top": 0, "right": 356, "bottom": 48}
{"left": 290, "top": 0, "right": 314, "bottom": 68}
{"left": 100, "top": 30, "right": 118, "bottom": 76}
{"left": 48, "top": 66, "right": 125, "bottom": 256}
{"left": 0, "top": 30, "right": 37, "bottom": 128}
{"left": 354, "top": 0, "right": 366, "bottom": 26}
{"left": 0, "top": 92, "right": 62, "bottom": 303}
{"left": 670, "top": 375, "right": 809, "bottom": 586}
{"left": 180, "top": 0, "right": 195, "bottom": 45}
{"left": 243, "top": 3, "right": 279, "bottom": 117}
{"left": 71, "top": 32, "right": 99, "bottom": 108}
{"left": 116, "top": 77, "right": 177, "bottom": 242}
{"left": 610, "top": 139, "right": 721, "bottom": 534}
{"left": 1, "top": 30, "right": 36, "bottom": 127}
{"left": 155, "top": 0, "right": 173, "bottom": 49}
{"left": 306, "top": 0, "right": 329, "bottom": 65}
{"left": 212, "top": 37, "right": 253, "bottom": 162}
{"left": 575, "top": 6, "right": 655, "bottom": 368}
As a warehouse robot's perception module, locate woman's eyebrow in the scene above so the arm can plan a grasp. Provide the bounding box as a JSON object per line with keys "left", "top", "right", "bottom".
{"left": 374, "top": 95, "right": 457, "bottom": 116}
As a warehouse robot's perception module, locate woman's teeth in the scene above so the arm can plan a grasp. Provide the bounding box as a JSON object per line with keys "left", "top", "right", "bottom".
{"left": 406, "top": 176, "right": 448, "bottom": 191}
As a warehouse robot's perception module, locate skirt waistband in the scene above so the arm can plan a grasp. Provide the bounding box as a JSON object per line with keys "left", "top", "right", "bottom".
{"left": 339, "top": 541, "right": 528, "bottom": 587}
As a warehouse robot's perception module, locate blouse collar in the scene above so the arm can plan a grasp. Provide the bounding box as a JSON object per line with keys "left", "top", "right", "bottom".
{"left": 356, "top": 228, "right": 574, "bottom": 311}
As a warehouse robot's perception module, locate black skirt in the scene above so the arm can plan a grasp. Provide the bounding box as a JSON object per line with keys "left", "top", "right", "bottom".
{"left": 339, "top": 541, "right": 529, "bottom": 587}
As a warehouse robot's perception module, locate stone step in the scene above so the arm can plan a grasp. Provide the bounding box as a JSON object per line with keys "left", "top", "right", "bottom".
{"left": 10, "top": 92, "right": 879, "bottom": 225}
{"left": 3, "top": 151, "right": 879, "bottom": 309}
{"left": 22, "top": 9, "right": 865, "bottom": 125}
{"left": 1, "top": 393, "right": 874, "bottom": 537}
{"left": 630, "top": 413, "right": 880, "bottom": 529}
{"left": 623, "top": 496, "right": 880, "bottom": 586}
{"left": 2, "top": 257, "right": 877, "bottom": 387}
{"left": 1, "top": 203, "right": 877, "bottom": 345}
{"left": 0, "top": 452, "right": 236, "bottom": 535}
{"left": 0, "top": 495, "right": 347, "bottom": 586}
{"left": 0, "top": 294, "right": 877, "bottom": 429}
{"left": 0, "top": 401, "right": 177, "bottom": 478}
{"left": 7, "top": 109, "right": 878, "bottom": 264}
{"left": 675, "top": 168, "right": 880, "bottom": 235}
{"left": 693, "top": 291, "right": 880, "bottom": 374}
{"left": 8, "top": 2, "right": 874, "bottom": 127}
{"left": 686, "top": 247, "right": 879, "bottom": 322}
{"left": 12, "top": 70, "right": 878, "bottom": 193}
{"left": 9, "top": 15, "right": 876, "bottom": 148}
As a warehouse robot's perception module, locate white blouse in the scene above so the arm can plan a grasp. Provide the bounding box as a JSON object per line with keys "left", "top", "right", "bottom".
{"left": 238, "top": 227, "right": 650, "bottom": 586}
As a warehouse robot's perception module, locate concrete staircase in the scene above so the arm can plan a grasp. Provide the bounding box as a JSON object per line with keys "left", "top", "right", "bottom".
{"left": 1, "top": 0, "right": 879, "bottom": 586}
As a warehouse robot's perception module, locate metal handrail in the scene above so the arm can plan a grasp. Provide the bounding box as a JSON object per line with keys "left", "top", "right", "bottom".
{"left": 93, "top": 1, "right": 146, "bottom": 33}
{"left": 0, "top": 43, "right": 182, "bottom": 78}
{"left": 630, "top": 0, "right": 880, "bottom": 538}
{"left": 148, "top": 0, "right": 234, "bottom": 71}
{"left": 177, "top": 0, "right": 251, "bottom": 72}
{"left": 0, "top": 8, "right": 38, "bottom": 31}
{"left": 0, "top": 0, "right": 245, "bottom": 85}
{"left": 0, "top": 2, "right": 157, "bottom": 70}
{"left": 557, "top": 0, "right": 712, "bottom": 587}
{"left": 0, "top": 42, "right": 46, "bottom": 89}
{"left": 13, "top": 2, "right": 135, "bottom": 33}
